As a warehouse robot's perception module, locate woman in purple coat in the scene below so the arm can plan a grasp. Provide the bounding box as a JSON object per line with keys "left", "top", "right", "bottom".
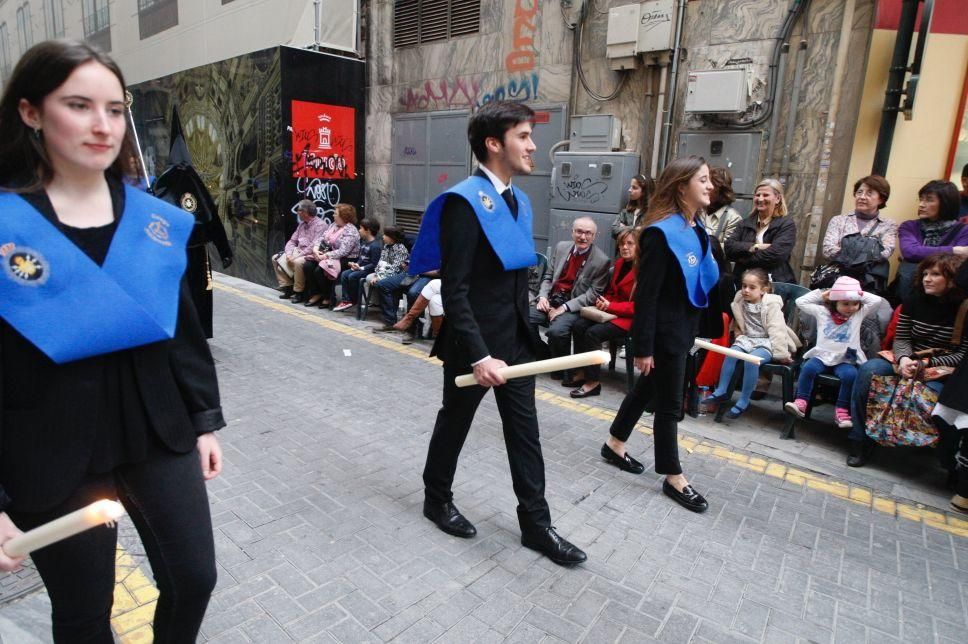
{"left": 895, "top": 181, "right": 968, "bottom": 301}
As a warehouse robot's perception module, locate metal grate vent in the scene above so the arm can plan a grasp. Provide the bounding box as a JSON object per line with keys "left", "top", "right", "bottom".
{"left": 394, "top": 210, "right": 423, "bottom": 235}
{"left": 393, "top": 0, "right": 480, "bottom": 49}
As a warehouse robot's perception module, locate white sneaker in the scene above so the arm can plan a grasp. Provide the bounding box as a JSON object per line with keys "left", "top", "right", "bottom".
{"left": 332, "top": 301, "right": 353, "bottom": 312}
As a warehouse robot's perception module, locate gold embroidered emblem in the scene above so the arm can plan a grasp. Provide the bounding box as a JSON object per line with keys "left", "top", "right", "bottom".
{"left": 145, "top": 214, "right": 172, "bottom": 246}
{"left": 180, "top": 192, "right": 198, "bottom": 213}
{"left": 2, "top": 244, "right": 49, "bottom": 286}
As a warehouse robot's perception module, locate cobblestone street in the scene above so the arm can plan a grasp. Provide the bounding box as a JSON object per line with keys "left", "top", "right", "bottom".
{"left": 2, "top": 273, "right": 966, "bottom": 643}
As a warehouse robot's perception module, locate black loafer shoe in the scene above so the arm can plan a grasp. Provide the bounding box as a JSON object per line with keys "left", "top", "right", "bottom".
{"left": 570, "top": 384, "right": 601, "bottom": 398}
{"left": 423, "top": 501, "right": 476, "bottom": 538}
{"left": 662, "top": 480, "right": 709, "bottom": 513}
{"left": 601, "top": 443, "right": 644, "bottom": 474}
{"left": 846, "top": 438, "right": 875, "bottom": 468}
{"left": 521, "top": 527, "right": 586, "bottom": 566}
{"left": 290, "top": 293, "right": 307, "bottom": 304}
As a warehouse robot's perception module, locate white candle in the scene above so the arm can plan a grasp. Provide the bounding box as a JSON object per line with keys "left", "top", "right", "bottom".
{"left": 2, "top": 500, "right": 125, "bottom": 558}
{"left": 455, "top": 350, "right": 611, "bottom": 388}
{"left": 694, "top": 339, "right": 764, "bottom": 365}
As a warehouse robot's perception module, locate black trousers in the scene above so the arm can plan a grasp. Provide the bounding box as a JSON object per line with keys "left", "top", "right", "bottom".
{"left": 571, "top": 318, "right": 628, "bottom": 380}
{"left": 608, "top": 349, "right": 687, "bottom": 475}
{"left": 422, "top": 346, "right": 552, "bottom": 535}
{"left": 7, "top": 448, "right": 216, "bottom": 644}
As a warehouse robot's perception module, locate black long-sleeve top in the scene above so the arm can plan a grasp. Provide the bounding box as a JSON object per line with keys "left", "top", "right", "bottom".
{"left": 1, "top": 177, "right": 225, "bottom": 512}
{"left": 631, "top": 225, "right": 707, "bottom": 358}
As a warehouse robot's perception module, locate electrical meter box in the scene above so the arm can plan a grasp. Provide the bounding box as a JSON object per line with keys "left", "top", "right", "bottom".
{"left": 676, "top": 131, "right": 762, "bottom": 209}
{"left": 569, "top": 115, "right": 623, "bottom": 151}
{"left": 684, "top": 69, "right": 749, "bottom": 113}
{"left": 606, "top": 3, "right": 640, "bottom": 70}
{"left": 548, "top": 151, "right": 641, "bottom": 257}
{"left": 637, "top": 0, "right": 675, "bottom": 54}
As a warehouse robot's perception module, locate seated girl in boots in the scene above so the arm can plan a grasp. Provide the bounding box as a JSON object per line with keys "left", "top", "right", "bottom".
{"left": 392, "top": 278, "right": 443, "bottom": 344}
{"left": 703, "top": 268, "right": 799, "bottom": 418}
{"left": 784, "top": 276, "right": 883, "bottom": 428}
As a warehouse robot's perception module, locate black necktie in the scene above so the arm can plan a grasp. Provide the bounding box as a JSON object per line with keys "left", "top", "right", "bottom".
{"left": 501, "top": 187, "right": 518, "bottom": 220}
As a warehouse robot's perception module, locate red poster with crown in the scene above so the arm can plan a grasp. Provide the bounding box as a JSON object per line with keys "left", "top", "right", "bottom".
{"left": 290, "top": 100, "right": 356, "bottom": 179}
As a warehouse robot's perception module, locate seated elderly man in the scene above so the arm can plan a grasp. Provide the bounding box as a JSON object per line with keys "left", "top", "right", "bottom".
{"left": 273, "top": 199, "right": 328, "bottom": 302}
{"left": 529, "top": 216, "right": 610, "bottom": 378}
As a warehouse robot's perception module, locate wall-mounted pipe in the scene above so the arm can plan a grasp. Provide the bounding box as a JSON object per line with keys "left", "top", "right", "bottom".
{"left": 871, "top": 0, "right": 921, "bottom": 175}
{"left": 658, "top": 0, "right": 687, "bottom": 170}
{"left": 780, "top": 40, "right": 808, "bottom": 180}
{"left": 313, "top": 0, "right": 321, "bottom": 51}
{"left": 764, "top": 43, "right": 789, "bottom": 175}
{"left": 652, "top": 65, "right": 668, "bottom": 177}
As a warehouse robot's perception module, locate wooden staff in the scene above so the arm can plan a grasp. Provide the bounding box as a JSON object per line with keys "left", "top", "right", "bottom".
{"left": 694, "top": 339, "right": 764, "bottom": 365}
{"left": 2, "top": 500, "right": 125, "bottom": 558}
{"left": 455, "top": 350, "right": 611, "bottom": 388}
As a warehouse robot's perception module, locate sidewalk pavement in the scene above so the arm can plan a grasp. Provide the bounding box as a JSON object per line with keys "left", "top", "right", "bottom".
{"left": 2, "top": 272, "right": 966, "bottom": 643}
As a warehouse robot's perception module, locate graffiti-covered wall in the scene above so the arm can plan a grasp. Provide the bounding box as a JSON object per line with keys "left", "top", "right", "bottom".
{"left": 280, "top": 47, "right": 367, "bottom": 255}
{"left": 130, "top": 46, "right": 365, "bottom": 288}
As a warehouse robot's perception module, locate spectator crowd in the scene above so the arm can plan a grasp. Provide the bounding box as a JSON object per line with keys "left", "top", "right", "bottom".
{"left": 272, "top": 163, "right": 968, "bottom": 516}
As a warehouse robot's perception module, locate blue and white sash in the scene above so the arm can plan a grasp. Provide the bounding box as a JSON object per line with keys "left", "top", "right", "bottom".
{"left": 409, "top": 175, "right": 537, "bottom": 274}
{"left": 649, "top": 213, "right": 720, "bottom": 308}
{"left": 0, "top": 186, "right": 193, "bottom": 363}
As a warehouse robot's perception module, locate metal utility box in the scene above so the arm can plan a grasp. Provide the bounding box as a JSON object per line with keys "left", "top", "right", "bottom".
{"left": 569, "top": 115, "right": 623, "bottom": 151}
{"left": 606, "top": 3, "right": 640, "bottom": 70}
{"left": 637, "top": 0, "right": 675, "bottom": 54}
{"left": 676, "top": 131, "right": 762, "bottom": 207}
{"left": 548, "top": 151, "right": 641, "bottom": 257}
{"left": 684, "top": 69, "right": 748, "bottom": 113}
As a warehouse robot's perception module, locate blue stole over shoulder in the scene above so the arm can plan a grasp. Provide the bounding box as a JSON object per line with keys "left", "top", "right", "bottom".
{"left": 649, "top": 213, "right": 720, "bottom": 308}
{"left": 0, "top": 186, "right": 194, "bottom": 363}
{"left": 409, "top": 175, "right": 537, "bottom": 274}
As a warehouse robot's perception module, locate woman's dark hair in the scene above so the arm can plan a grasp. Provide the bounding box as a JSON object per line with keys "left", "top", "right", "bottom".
{"left": 641, "top": 155, "right": 707, "bottom": 227}
{"left": 918, "top": 180, "right": 960, "bottom": 221}
{"left": 853, "top": 174, "right": 890, "bottom": 209}
{"left": 741, "top": 267, "right": 771, "bottom": 292}
{"left": 334, "top": 203, "right": 357, "bottom": 226}
{"left": 961, "top": 163, "right": 967, "bottom": 179}
{"left": 359, "top": 217, "right": 380, "bottom": 235}
{"left": 708, "top": 166, "right": 736, "bottom": 209}
{"left": 626, "top": 174, "right": 654, "bottom": 213}
{"left": 0, "top": 40, "right": 137, "bottom": 191}
{"left": 467, "top": 100, "right": 535, "bottom": 164}
{"left": 383, "top": 225, "right": 406, "bottom": 244}
{"left": 914, "top": 253, "right": 966, "bottom": 302}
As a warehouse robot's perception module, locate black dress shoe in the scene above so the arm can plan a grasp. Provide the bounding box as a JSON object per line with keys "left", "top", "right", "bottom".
{"left": 662, "top": 479, "right": 709, "bottom": 513}
{"left": 423, "top": 501, "right": 476, "bottom": 538}
{"left": 570, "top": 384, "right": 601, "bottom": 398}
{"left": 277, "top": 287, "right": 294, "bottom": 299}
{"left": 846, "top": 438, "right": 875, "bottom": 467}
{"left": 600, "top": 443, "right": 644, "bottom": 474}
{"left": 521, "top": 527, "right": 587, "bottom": 566}
{"left": 290, "top": 292, "right": 307, "bottom": 304}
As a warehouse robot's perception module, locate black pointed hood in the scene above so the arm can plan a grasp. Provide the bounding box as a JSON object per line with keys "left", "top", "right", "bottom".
{"left": 167, "top": 105, "right": 193, "bottom": 167}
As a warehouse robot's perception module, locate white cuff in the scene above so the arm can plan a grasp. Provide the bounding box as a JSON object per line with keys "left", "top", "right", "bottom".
{"left": 471, "top": 355, "right": 492, "bottom": 366}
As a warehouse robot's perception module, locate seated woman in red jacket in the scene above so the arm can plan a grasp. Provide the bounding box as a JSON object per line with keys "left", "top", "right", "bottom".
{"left": 566, "top": 228, "right": 637, "bottom": 398}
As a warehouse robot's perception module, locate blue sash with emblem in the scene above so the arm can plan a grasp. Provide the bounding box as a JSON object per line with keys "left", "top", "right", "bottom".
{"left": 409, "top": 175, "right": 537, "bottom": 274}
{"left": 649, "top": 213, "right": 719, "bottom": 308}
{"left": 0, "top": 186, "right": 194, "bottom": 363}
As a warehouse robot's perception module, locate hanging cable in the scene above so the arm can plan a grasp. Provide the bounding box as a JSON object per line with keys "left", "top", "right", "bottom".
{"left": 573, "top": 2, "right": 628, "bottom": 102}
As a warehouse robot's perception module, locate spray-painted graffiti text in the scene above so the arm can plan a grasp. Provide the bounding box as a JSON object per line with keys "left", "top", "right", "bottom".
{"left": 556, "top": 176, "right": 609, "bottom": 204}
{"left": 507, "top": 0, "right": 539, "bottom": 73}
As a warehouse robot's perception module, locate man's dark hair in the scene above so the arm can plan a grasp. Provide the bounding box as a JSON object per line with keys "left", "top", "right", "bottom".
{"left": 360, "top": 217, "right": 380, "bottom": 235}
{"left": 962, "top": 163, "right": 968, "bottom": 179}
{"left": 468, "top": 101, "right": 535, "bottom": 164}
{"left": 918, "top": 180, "right": 961, "bottom": 221}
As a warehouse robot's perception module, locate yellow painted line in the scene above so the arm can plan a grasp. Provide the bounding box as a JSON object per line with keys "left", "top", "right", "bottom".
{"left": 215, "top": 281, "right": 968, "bottom": 539}
{"left": 112, "top": 545, "right": 158, "bottom": 641}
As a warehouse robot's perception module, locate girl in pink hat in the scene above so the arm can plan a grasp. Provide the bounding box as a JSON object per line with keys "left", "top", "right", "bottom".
{"left": 786, "top": 276, "right": 883, "bottom": 427}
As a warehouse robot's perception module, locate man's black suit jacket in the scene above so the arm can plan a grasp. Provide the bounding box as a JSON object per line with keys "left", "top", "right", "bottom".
{"left": 431, "top": 175, "right": 538, "bottom": 369}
